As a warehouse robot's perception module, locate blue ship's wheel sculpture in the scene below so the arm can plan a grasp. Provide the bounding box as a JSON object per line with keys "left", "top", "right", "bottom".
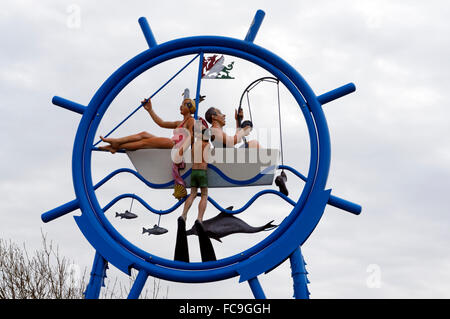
{"left": 42, "top": 10, "right": 362, "bottom": 299}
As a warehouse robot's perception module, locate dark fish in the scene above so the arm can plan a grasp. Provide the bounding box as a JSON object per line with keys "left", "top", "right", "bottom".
{"left": 142, "top": 225, "right": 168, "bottom": 236}
{"left": 275, "top": 170, "right": 288, "bottom": 196}
{"left": 115, "top": 210, "right": 138, "bottom": 219}
{"left": 186, "top": 206, "right": 277, "bottom": 242}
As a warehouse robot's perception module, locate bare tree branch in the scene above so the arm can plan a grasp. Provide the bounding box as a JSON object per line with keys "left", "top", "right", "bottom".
{"left": 0, "top": 232, "right": 169, "bottom": 299}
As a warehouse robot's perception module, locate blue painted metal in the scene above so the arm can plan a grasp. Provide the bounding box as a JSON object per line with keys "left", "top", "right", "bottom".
{"left": 84, "top": 252, "right": 108, "bottom": 299}
{"left": 127, "top": 270, "right": 148, "bottom": 299}
{"left": 52, "top": 96, "right": 86, "bottom": 115}
{"left": 96, "top": 164, "right": 274, "bottom": 189}
{"left": 102, "top": 193, "right": 186, "bottom": 215}
{"left": 290, "top": 246, "right": 310, "bottom": 299}
{"left": 194, "top": 51, "right": 204, "bottom": 120}
{"left": 41, "top": 198, "right": 79, "bottom": 223}
{"left": 101, "top": 188, "right": 295, "bottom": 217}
{"left": 317, "top": 83, "right": 356, "bottom": 105}
{"left": 279, "top": 164, "right": 307, "bottom": 182}
{"left": 70, "top": 37, "right": 329, "bottom": 283}
{"left": 207, "top": 189, "right": 296, "bottom": 214}
{"left": 245, "top": 10, "right": 265, "bottom": 42}
{"left": 41, "top": 167, "right": 188, "bottom": 222}
{"left": 328, "top": 193, "right": 362, "bottom": 215}
{"left": 237, "top": 189, "right": 331, "bottom": 282}
{"left": 94, "top": 167, "right": 191, "bottom": 189}
{"left": 207, "top": 164, "right": 276, "bottom": 186}
{"left": 45, "top": 10, "right": 362, "bottom": 298}
{"left": 138, "top": 17, "right": 157, "bottom": 48}
{"left": 248, "top": 277, "right": 266, "bottom": 299}
{"left": 45, "top": 160, "right": 360, "bottom": 224}
{"left": 41, "top": 164, "right": 286, "bottom": 222}
{"left": 280, "top": 164, "right": 362, "bottom": 215}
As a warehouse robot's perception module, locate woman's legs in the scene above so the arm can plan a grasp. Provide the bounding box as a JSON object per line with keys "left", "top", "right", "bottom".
{"left": 100, "top": 131, "right": 153, "bottom": 148}
{"left": 99, "top": 132, "right": 174, "bottom": 152}
{"left": 119, "top": 136, "right": 174, "bottom": 150}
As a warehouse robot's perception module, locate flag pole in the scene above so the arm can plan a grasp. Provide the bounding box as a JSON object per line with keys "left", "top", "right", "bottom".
{"left": 194, "top": 52, "right": 204, "bottom": 120}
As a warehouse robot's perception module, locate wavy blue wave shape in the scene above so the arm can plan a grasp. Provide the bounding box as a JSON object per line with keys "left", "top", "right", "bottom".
{"left": 98, "top": 164, "right": 304, "bottom": 215}
{"left": 94, "top": 164, "right": 278, "bottom": 190}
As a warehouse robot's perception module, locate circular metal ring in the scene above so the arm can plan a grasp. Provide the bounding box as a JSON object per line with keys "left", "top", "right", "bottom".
{"left": 72, "top": 36, "right": 331, "bottom": 283}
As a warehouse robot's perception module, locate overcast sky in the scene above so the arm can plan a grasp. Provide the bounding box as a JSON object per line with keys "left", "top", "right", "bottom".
{"left": 1, "top": 0, "right": 450, "bottom": 299}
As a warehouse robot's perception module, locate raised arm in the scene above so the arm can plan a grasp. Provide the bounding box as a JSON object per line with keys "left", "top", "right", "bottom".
{"left": 235, "top": 108, "right": 244, "bottom": 129}
{"left": 142, "top": 98, "right": 180, "bottom": 129}
{"left": 211, "top": 126, "right": 249, "bottom": 147}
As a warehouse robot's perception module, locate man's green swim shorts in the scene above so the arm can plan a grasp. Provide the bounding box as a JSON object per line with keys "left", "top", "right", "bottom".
{"left": 190, "top": 169, "right": 208, "bottom": 188}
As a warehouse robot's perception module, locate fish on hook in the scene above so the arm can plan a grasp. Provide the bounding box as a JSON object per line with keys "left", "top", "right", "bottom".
{"left": 275, "top": 170, "right": 288, "bottom": 196}
{"left": 115, "top": 210, "right": 138, "bottom": 219}
{"left": 186, "top": 206, "right": 277, "bottom": 242}
{"left": 142, "top": 225, "right": 168, "bottom": 236}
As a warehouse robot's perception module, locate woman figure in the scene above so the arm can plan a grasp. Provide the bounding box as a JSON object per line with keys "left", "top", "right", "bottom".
{"left": 99, "top": 96, "right": 196, "bottom": 200}
{"left": 99, "top": 97, "right": 195, "bottom": 153}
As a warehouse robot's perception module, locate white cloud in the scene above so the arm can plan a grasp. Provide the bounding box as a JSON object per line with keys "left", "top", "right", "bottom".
{"left": 1, "top": 0, "right": 450, "bottom": 299}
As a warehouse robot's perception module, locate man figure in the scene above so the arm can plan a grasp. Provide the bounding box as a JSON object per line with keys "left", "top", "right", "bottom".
{"left": 174, "top": 119, "right": 216, "bottom": 262}
{"left": 204, "top": 107, "right": 288, "bottom": 195}
{"left": 180, "top": 119, "right": 210, "bottom": 223}
{"left": 204, "top": 107, "right": 260, "bottom": 148}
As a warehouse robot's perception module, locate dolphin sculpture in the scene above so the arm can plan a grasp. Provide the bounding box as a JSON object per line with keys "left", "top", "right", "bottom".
{"left": 186, "top": 206, "right": 277, "bottom": 242}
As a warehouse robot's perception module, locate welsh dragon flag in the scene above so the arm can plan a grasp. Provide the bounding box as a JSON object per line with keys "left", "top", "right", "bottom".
{"left": 202, "top": 55, "right": 235, "bottom": 79}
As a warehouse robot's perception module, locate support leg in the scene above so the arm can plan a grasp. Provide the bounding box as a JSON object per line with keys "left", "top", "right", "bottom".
{"left": 84, "top": 252, "right": 108, "bottom": 299}
{"left": 290, "top": 246, "right": 310, "bottom": 299}
{"left": 128, "top": 270, "right": 149, "bottom": 299}
{"left": 248, "top": 277, "right": 266, "bottom": 299}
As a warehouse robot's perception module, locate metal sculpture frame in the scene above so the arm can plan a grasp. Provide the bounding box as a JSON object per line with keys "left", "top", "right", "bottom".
{"left": 42, "top": 10, "right": 361, "bottom": 299}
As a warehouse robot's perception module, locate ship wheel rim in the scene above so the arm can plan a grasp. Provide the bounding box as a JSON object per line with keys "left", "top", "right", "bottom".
{"left": 72, "top": 36, "right": 330, "bottom": 283}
